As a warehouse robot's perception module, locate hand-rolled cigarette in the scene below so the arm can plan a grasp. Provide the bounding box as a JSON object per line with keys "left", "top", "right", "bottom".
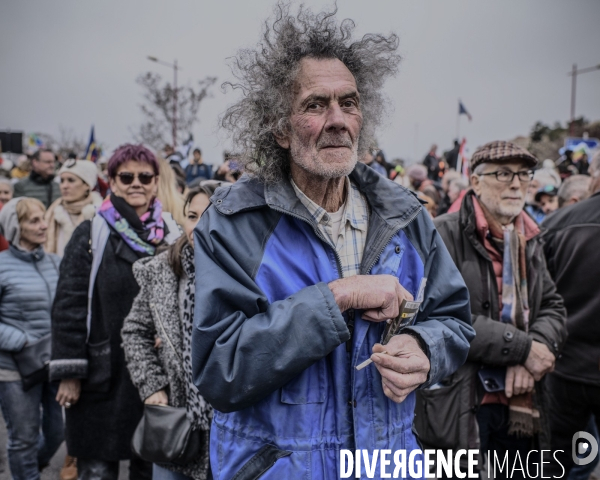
{"left": 355, "top": 351, "right": 388, "bottom": 371}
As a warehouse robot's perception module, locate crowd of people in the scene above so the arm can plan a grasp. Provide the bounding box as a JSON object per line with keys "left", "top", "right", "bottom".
{"left": 0, "top": 146, "right": 230, "bottom": 480}
{"left": 1, "top": 5, "right": 599, "bottom": 480}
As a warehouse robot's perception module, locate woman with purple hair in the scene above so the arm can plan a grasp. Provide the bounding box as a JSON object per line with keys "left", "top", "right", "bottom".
{"left": 49, "top": 144, "right": 180, "bottom": 480}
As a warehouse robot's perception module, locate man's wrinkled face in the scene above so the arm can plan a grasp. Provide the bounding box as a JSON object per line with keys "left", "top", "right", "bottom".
{"left": 471, "top": 161, "right": 531, "bottom": 223}
{"left": 276, "top": 58, "right": 363, "bottom": 179}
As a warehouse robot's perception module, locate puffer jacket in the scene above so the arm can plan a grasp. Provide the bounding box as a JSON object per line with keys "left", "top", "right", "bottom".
{"left": 415, "top": 190, "right": 567, "bottom": 452}
{"left": 0, "top": 245, "right": 60, "bottom": 370}
{"left": 192, "top": 162, "right": 475, "bottom": 479}
{"left": 13, "top": 171, "right": 61, "bottom": 209}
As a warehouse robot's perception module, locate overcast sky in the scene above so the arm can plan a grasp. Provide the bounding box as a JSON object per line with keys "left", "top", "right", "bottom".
{"left": 1, "top": 1, "right": 599, "bottom": 165}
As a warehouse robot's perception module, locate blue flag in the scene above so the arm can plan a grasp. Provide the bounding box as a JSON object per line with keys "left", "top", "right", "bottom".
{"left": 459, "top": 101, "right": 472, "bottom": 121}
{"left": 84, "top": 126, "right": 99, "bottom": 162}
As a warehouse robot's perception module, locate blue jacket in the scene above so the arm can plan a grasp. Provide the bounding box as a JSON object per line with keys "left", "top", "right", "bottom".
{"left": 0, "top": 245, "right": 60, "bottom": 370}
{"left": 185, "top": 163, "right": 213, "bottom": 185}
{"left": 192, "top": 163, "right": 474, "bottom": 479}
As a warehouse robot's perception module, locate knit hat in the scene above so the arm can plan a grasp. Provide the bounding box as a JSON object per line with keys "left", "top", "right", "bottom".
{"left": 470, "top": 141, "right": 538, "bottom": 171}
{"left": 59, "top": 159, "right": 98, "bottom": 189}
{"left": 0, "top": 198, "right": 23, "bottom": 245}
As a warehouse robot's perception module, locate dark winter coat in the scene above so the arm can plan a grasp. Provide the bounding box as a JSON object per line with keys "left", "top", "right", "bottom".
{"left": 50, "top": 220, "right": 151, "bottom": 461}
{"left": 122, "top": 251, "right": 210, "bottom": 479}
{"left": 13, "top": 171, "right": 61, "bottom": 209}
{"left": 423, "top": 153, "right": 440, "bottom": 181}
{"left": 542, "top": 191, "right": 600, "bottom": 385}
{"left": 0, "top": 246, "right": 60, "bottom": 370}
{"left": 415, "top": 191, "right": 567, "bottom": 451}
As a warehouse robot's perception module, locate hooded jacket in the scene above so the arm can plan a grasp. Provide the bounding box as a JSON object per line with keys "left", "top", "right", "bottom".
{"left": 192, "top": 162, "right": 474, "bottom": 479}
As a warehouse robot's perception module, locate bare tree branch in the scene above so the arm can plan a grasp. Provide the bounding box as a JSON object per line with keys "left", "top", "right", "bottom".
{"left": 134, "top": 72, "right": 217, "bottom": 150}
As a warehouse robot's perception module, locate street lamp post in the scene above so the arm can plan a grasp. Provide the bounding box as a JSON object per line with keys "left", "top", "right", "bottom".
{"left": 147, "top": 56, "right": 181, "bottom": 148}
{"left": 568, "top": 62, "right": 600, "bottom": 136}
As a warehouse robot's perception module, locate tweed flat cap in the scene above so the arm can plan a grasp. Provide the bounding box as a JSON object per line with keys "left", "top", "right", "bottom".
{"left": 470, "top": 140, "right": 538, "bottom": 171}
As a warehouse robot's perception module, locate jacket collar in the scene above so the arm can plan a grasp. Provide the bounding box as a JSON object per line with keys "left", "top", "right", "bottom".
{"left": 460, "top": 190, "right": 540, "bottom": 256}
{"left": 459, "top": 191, "right": 491, "bottom": 261}
{"left": 9, "top": 244, "right": 45, "bottom": 263}
{"left": 211, "top": 161, "right": 422, "bottom": 230}
{"left": 30, "top": 170, "right": 54, "bottom": 185}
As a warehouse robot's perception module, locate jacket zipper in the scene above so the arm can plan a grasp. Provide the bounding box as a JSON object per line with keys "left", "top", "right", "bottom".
{"left": 32, "top": 259, "right": 53, "bottom": 310}
{"left": 346, "top": 308, "right": 355, "bottom": 352}
{"left": 363, "top": 207, "right": 422, "bottom": 275}
{"left": 268, "top": 205, "right": 356, "bottom": 354}
{"left": 269, "top": 203, "right": 422, "bottom": 354}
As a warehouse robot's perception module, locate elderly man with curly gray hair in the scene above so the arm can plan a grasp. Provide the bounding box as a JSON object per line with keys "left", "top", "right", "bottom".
{"left": 191, "top": 5, "right": 474, "bottom": 479}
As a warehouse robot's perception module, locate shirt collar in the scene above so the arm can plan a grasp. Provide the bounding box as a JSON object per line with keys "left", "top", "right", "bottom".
{"left": 290, "top": 176, "right": 368, "bottom": 233}
{"left": 290, "top": 177, "right": 329, "bottom": 225}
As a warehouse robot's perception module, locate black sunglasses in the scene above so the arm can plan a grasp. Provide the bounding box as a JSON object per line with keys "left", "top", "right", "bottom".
{"left": 116, "top": 172, "right": 155, "bottom": 185}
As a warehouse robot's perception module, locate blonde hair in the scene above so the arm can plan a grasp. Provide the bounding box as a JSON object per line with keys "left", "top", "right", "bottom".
{"left": 16, "top": 198, "right": 46, "bottom": 223}
{"left": 156, "top": 157, "right": 185, "bottom": 225}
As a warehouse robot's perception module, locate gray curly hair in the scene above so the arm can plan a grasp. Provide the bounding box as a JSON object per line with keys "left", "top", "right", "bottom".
{"left": 221, "top": 3, "right": 401, "bottom": 184}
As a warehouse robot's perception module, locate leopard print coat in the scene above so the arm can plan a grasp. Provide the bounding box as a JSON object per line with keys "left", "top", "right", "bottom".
{"left": 123, "top": 249, "right": 212, "bottom": 479}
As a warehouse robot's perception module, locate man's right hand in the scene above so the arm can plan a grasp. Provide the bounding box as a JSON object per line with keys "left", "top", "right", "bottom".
{"left": 524, "top": 341, "right": 555, "bottom": 381}
{"left": 328, "top": 274, "right": 413, "bottom": 322}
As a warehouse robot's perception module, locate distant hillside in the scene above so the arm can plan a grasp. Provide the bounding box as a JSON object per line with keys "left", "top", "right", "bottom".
{"left": 511, "top": 118, "right": 600, "bottom": 160}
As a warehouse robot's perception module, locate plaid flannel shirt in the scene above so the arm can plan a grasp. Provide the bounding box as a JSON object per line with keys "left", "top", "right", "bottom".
{"left": 291, "top": 176, "right": 369, "bottom": 278}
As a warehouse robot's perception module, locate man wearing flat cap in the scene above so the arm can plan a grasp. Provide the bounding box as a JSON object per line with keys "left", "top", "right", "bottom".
{"left": 415, "top": 140, "right": 567, "bottom": 476}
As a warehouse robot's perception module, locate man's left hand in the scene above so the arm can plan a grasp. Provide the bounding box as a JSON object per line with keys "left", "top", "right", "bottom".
{"left": 371, "top": 334, "right": 430, "bottom": 403}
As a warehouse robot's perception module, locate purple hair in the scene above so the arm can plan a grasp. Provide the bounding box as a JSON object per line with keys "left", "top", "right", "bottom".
{"left": 107, "top": 144, "right": 159, "bottom": 179}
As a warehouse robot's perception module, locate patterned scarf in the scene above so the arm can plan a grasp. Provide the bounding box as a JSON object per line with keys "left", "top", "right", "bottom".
{"left": 485, "top": 218, "right": 530, "bottom": 332}
{"left": 180, "top": 244, "right": 212, "bottom": 431}
{"left": 480, "top": 201, "right": 540, "bottom": 437}
{"left": 97, "top": 195, "right": 165, "bottom": 255}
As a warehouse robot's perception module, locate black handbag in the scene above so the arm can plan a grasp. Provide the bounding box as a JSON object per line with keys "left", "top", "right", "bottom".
{"left": 131, "top": 303, "right": 203, "bottom": 465}
{"left": 12, "top": 333, "right": 51, "bottom": 391}
{"left": 131, "top": 404, "right": 203, "bottom": 465}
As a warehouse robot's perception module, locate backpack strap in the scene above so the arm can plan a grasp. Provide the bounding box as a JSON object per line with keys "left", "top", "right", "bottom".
{"left": 86, "top": 213, "right": 178, "bottom": 340}
{"left": 87, "top": 215, "right": 110, "bottom": 341}
{"left": 162, "top": 212, "right": 182, "bottom": 245}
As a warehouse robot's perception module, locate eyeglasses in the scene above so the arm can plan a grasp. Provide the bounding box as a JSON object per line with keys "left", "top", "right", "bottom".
{"left": 116, "top": 172, "right": 155, "bottom": 185}
{"left": 479, "top": 170, "right": 534, "bottom": 183}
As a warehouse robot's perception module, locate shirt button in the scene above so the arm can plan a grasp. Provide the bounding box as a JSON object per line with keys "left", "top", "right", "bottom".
{"left": 502, "top": 348, "right": 509, "bottom": 355}
{"left": 482, "top": 301, "right": 490, "bottom": 310}
{"left": 504, "top": 331, "right": 513, "bottom": 341}
{"left": 395, "top": 246, "right": 401, "bottom": 254}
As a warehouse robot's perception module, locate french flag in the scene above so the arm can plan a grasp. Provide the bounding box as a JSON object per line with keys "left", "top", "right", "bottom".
{"left": 459, "top": 101, "right": 472, "bottom": 121}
